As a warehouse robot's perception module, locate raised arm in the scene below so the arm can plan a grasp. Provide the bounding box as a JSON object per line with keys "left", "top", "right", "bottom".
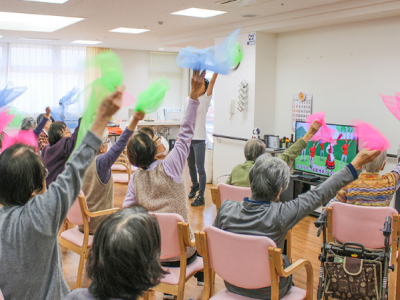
{"left": 25, "top": 88, "right": 122, "bottom": 236}
{"left": 207, "top": 73, "right": 218, "bottom": 96}
{"left": 96, "top": 111, "right": 144, "bottom": 177}
{"left": 63, "top": 118, "right": 82, "bottom": 155}
{"left": 34, "top": 107, "right": 50, "bottom": 137}
{"left": 163, "top": 70, "right": 204, "bottom": 183}
{"left": 280, "top": 121, "right": 321, "bottom": 165}
{"left": 279, "top": 149, "right": 381, "bottom": 231}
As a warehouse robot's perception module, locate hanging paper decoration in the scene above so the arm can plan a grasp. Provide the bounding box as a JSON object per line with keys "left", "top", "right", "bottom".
{"left": 379, "top": 92, "right": 400, "bottom": 121}
{"left": 121, "top": 92, "right": 137, "bottom": 108}
{"left": 135, "top": 77, "right": 170, "bottom": 113}
{"left": 0, "top": 111, "right": 14, "bottom": 132}
{"left": 305, "top": 111, "right": 335, "bottom": 143}
{"left": 0, "top": 82, "right": 27, "bottom": 112}
{"left": 353, "top": 120, "right": 390, "bottom": 151}
{"left": 1, "top": 130, "right": 38, "bottom": 152}
{"left": 176, "top": 28, "right": 241, "bottom": 74}
{"left": 74, "top": 50, "right": 124, "bottom": 151}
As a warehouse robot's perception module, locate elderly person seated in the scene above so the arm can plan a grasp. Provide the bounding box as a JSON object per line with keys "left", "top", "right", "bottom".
{"left": 214, "top": 148, "right": 380, "bottom": 299}
{"left": 36, "top": 113, "right": 55, "bottom": 152}
{"left": 65, "top": 205, "right": 166, "bottom": 300}
{"left": 122, "top": 70, "right": 205, "bottom": 294}
{"left": 20, "top": 107, "right": 51, "bottom": 138}
{"left": 226, "top": 121, "right": 322, "bottom": 187}
{"left": 331, "top": 151, "right": 400, "bottom": 206}
{"left": 80, "top": 111, "right": 144, "bottom": 234}
{"left": 0, "top": 90, "right": 122, "bottom": 300}
{"left": 42, "top": 118, "right": 81, "bottom": 188}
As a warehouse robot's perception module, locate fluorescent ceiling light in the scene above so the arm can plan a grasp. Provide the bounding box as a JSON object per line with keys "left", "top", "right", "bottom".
{"left": 19, "top": 37, "right": 60, "bottom": 41}
{"left": 71, "top": 40, "right": 103, "bottom": 45}
{"left": 0, "top": 36, "right": 2, "bottom": 39}
{"left": 159, "top": 48, "right": 164, "bottom": 50}
{"left": 171, "top": 8, "right": 227, "bottom": 18}
{"left": 0, "top": 12, "right": 83, "bottom": 32}
{"left": 110, "top": 27, "right": 150, "bottom": 34}
{"left": 21, "top": 0, "right": 69, "bottom": 3}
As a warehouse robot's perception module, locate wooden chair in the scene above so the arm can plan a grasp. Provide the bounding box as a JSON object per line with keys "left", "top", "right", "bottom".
{"left": 211, "top": 183, "right": 292, "bottom": 263}
{"left": 327, "top": 202, "right": 399, "bottom": 300}
{"left": 111, "top": 153, "right": 132, "bottom": 185}
{"left": 196, "top": 226, "right": 313, "bottom": 300}
{"left": 58, "top": 192, "right": 119, "bottom": 288}
{"left": 144, "top": 213, "right": 203, "bottom": 300}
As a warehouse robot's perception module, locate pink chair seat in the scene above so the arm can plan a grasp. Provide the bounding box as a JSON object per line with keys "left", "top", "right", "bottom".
{"left": 111, "top": 164, "right": 127, "bottom": 171}
{"left": 161, "top": 257, "right": 203, "bottom": 285}
{"left": 112, "top": 173, "right": 130, "bottom": 183}
{"left": 210, "top": 287, "right": 306, "bottom": 300}
{"left": 60, "top": 228, "right": 94, "bottom": 247}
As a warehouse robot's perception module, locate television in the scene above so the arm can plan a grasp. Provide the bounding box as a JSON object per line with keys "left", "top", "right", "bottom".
{"left": 294, "top": 121, "right": 358, "bottom": 177}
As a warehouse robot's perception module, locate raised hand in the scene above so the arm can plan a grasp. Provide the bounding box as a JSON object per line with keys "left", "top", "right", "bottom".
{"left": 351, "top": 149, "right": 381, "bottom": 170}
{"left": 45, "top": 107, "right": 51, "bottom": 119}
{"left": 190, "top": 70, "right": 206, "bottom": 101}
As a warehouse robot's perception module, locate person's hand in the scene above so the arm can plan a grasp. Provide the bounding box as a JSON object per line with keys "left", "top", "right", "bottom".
{"left": 190, "top": 70, "right": 206, "bottom": 101}
{"left": 351, "top": 149, "right": 381, "bottom": 170}
{"left": 45, "top": 107, "right": 51, "bottom": 119}
{"left": 302, "top": 120, "right": 322, "bottom": 143}
{"left": 97, "top": 86, "right": 124, "bottom": 118}
{"left": 133, "top": 111, "right": 145, "bottom": 121}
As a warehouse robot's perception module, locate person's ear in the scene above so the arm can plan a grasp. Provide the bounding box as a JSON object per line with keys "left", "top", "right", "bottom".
{"left": 381, "top": 162, "right": 386, "bottom": 171}
{"left": 31, "top": 179, "right": 47, "bottom": 198}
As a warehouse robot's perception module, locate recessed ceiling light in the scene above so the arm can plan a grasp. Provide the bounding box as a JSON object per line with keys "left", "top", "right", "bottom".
{"left": 71, "top": 40, "right": 103, "bottom": 45}
{"left": 171, "top": 8, "right": 227, "bottom": 18}
{"left": 110, "top": 27, "right": 150, "bottom": 34}
{"left": 21, "top": 0, "right": 69, "bottom": 3}
{"left": 0, "top": 12, "right": 83, "bottom": 32}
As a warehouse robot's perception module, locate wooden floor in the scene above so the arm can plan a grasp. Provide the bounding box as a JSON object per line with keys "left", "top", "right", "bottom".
{"left": 61, "top": 171, "right": 324, "bottom": 299}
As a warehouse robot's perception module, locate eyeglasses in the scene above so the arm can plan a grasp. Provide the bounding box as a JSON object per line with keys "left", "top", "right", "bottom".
{"left": 45, "top": 168, "right": 49, "bottom": 178}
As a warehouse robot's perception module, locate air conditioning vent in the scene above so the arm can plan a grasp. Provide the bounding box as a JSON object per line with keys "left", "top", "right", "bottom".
{"left": 215, "top": 0, "right": 240, "bottom": 4}
{"left": 242, "top": 14, "right": 258, "bottom": 18}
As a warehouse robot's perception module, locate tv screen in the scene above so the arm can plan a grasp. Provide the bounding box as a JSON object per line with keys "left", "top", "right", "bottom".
{"left": 294, "top": 121, "right": 358, "bottom": 177}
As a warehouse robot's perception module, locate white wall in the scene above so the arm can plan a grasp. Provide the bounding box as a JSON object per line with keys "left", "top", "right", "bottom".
{"left": 275, "top": 17, "right": 400, "bottom": 157}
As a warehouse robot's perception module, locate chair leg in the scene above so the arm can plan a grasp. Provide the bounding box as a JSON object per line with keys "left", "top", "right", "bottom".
{"left": 75, "top": 253, "right": 86, "bottom": 288}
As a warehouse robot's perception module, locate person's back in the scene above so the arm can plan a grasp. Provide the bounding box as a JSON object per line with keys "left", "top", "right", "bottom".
{"left": 333, "top": 151, "right": 400, "bottom": 206}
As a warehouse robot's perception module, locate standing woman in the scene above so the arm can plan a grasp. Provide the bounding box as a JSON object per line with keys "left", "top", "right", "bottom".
{"left": 187, "top": 72, "right": 218, "bottom": 207}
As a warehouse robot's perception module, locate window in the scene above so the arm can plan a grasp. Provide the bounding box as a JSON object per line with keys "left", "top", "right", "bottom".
{"left": 7, "top": 43, "right": 86, "bottom": 114}
{"left": 147, "top": 52, "right": 182, "bottom": 109}
{"left": 0, "top": 43, "right": 7, "bottom": 88}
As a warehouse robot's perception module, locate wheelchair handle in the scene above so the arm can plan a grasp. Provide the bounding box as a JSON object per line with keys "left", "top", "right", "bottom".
{"left": 343, "top": 242, "right": 365, "bottom": 254}
{"left": 380, "top": 216, "right": 392, "bottom": 237}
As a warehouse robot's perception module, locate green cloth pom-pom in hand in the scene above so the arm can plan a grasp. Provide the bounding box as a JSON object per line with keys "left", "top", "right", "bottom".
{"left": 135, "top": 77, "right": 170, "bottom": 114}
{"left": 233, "top": 42, "right": 243, "bottom": 70}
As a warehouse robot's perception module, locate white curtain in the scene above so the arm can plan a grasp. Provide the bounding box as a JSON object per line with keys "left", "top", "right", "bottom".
{"left": 0, "top": 43, "right": 7, "bottom": 88}
{"left": 7, "top": 43, "right": 86, "bottom": 114}
{"left": 147, "top": 51, "right": 182, "bottom": 109}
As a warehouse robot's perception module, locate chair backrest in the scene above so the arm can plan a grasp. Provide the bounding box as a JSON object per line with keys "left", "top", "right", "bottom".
{"left": 218, "top": 183, "right": 251, "bottom": 204}
{"left": 330, "top": 202, "right": 398, "bottom": 249}
{"left": 151, "top": 213, "right": 184, "bottom": 260}
{"left": 204, "top": 226, "right": 276, "bottom": 289}
{"left": 66, "top": 192, "right": 89, "bottom": 226}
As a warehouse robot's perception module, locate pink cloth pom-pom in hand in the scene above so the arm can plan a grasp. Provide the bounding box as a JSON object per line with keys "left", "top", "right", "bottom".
{"left": 0, "top": 111, "right": 14, "bottom": 132}
{"left": 380, "top": 92, "right": 400, "bottom": 121}
{"left": 353, "top": 121, "right": 390, "bottom": 151}
{"left": 306, "top": 111, "right": 335, "bottom": 143}
{"left": 1, "top": 129, "right": 38, "bottom": 152}
{"left": 121, "top": 92, "right": 137, "bottom": 108}
{"left": 306, "top": 111, "right": 326, "bottom": 126}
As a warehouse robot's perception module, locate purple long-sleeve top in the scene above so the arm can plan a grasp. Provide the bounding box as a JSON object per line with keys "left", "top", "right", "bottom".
{"left": 123, "top": 98, "right": 199, "bottom": 208}
{"left": 34, "top": 116, "right": 48, "bottom": 137}
{"left": 96, "top": 128, "right": 134, "bottom": 184}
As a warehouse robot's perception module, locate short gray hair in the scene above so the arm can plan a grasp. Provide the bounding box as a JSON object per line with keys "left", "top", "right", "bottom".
{"left": 20, "top": 117, "right": 36, "bottom": 131}
{"left": 244, "top": 139, "right": 266, "bottom": 161}
{"left": 362, "top": 151, "right": 387, "bottom": 173}
{"left": 249, "top": 154, "right": 290, "bottom": 202}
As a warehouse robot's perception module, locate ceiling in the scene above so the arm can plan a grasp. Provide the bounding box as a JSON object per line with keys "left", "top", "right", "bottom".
{"left": 0, "top": 0, "right": 400, "bottom": 51}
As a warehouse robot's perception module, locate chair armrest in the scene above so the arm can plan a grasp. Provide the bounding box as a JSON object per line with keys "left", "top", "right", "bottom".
{"left": 85, "top": 208, "right": 120, "bottom": 218}
{"left": 271, "top": 247, "right": 313, "bottom": 300}
{"left": 194, "top": 231, "right": 203, "bottom": 256}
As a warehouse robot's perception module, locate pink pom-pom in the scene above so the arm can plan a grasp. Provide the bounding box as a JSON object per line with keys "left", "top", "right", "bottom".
{"left": 0, "top": 111, "right": 14, "bottom": 132}
{"left": 121, "top": 92, "right": 137, "bottom": 108}
{"left": 306, "top": 111, "right": 335, "bottom": 143}
{"left": 306, "top": 112, "right": 326, "bottom": 126}
{"left": 1, "top": 130, "right": 38, "bottom": 152}
{"left": 353, "top": 121, "right": 390, "bottom": 151}
{"left": 380, "top": 92, "right": 400, "bottom": 121}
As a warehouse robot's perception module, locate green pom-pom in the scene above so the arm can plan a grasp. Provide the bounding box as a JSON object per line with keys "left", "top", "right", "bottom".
{"left": 135, "top": 77, "right": 170, "bottom": 113}
{"left": 8, "top": 107, "right": 25, "bottom": 128}
{"left": 233, "top": 42, "right": 243, "bottom": 69}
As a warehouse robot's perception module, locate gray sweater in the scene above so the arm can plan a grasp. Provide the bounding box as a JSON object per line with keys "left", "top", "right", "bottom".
{"left": 213, "top": 164, "right": 358, "bottom": 299}
{"left": 0, "top": 131, "right": 101, "bottom": 300}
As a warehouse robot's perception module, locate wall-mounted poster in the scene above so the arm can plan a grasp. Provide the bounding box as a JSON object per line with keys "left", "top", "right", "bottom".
{"left": 292, "top": 92, "right": 313, "bottom": 131}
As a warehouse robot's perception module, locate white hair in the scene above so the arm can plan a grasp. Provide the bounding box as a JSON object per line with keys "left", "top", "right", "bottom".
{"left": 362, "top": 151, "right": 387, "bottom": 173}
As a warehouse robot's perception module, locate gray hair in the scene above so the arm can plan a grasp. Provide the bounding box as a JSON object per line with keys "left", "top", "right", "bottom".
{"left": 244, "top": 139, "right": 266, "bottom": 161}
{"left": 362, "top": 151, "right": 387, "bottom": 173}
{"left": 249, "top": 154, "right": 290, "bottom": 202}
{"left": 20, "top": 117, "right": 36, "bottom": 131}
